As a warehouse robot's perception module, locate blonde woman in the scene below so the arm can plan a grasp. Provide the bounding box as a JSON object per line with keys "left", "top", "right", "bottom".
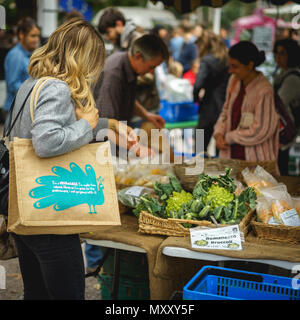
{"left": 8, "top": 19, "right": 138, "bottom": 300}
{"left": 194, "top": 31, "right": 229, "bottom": 151}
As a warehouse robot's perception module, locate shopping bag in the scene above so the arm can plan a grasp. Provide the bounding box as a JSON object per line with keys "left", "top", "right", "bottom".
{"left": 7, "top": 138, "right": 121, "bottom": 235}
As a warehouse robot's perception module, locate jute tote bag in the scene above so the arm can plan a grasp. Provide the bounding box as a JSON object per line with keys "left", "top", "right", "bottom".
{"left": 7, "top": 78, "right": 120, "bottom": 235}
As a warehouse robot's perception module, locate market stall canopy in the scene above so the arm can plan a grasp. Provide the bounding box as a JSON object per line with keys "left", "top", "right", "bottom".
{"left": 263, "top": 3, "right": 300, "bottom": 15}
{"left": 151, "top": 0, "right": 300, "bottom": 13}
{"left": 232, "top": 8, "right": 300, "bottom": 47}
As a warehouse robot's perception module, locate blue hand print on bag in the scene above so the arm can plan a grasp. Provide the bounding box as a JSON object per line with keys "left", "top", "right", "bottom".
{"left": 29, "top": 162, "right": 105, "bottom": 214}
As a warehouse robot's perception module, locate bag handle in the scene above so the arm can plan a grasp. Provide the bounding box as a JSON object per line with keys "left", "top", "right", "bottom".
{"left": 29, "top": 76, "right": 56, "bottom": 122}
{"left": 3, "top": 88, "right": 33, "bottom": 139}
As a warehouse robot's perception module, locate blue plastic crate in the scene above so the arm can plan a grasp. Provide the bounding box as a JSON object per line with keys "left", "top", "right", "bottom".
{"left": 183, "top": 266, "right": 300, "bottom": 300}
{"left": 159, "top": 100, "right": 199, "bottom": 123}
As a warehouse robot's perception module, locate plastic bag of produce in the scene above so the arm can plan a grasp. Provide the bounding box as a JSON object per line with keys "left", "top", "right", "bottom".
{"left": 242, "top": 165, "right": 278, "bottom": 194}
{"left": 260, "top": 184, "right": 300, "bottom": 226}
{"left": 292, "top": 197, "right": 300, "bottom": 216}
{"left": 234, "top": 179, "right": 245, "bottom": 196}
{"left": 118, "top": 186, "right": 155, "bottom": 208}
{"left": 256, "top": 196, "right": 274, "bottom": 224}
{"left": 161, "top": 74, "right": 193, "bottom": 102}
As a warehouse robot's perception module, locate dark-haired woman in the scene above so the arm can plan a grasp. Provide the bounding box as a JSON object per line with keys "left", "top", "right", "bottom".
{"left": 193, "top": 30, "right": 229, "bottom": 152}
{"left": 4, "top": 17, "right": 40, "bottom": 113}
{"left": 213, "top": 41, "right": 280, "bottom": 168}
{"left": 273, "top": 38, "right": 300, "bottom": 175}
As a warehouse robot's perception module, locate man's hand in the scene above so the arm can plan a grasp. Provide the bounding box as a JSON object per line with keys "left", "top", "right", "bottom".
{"left": 134, "top": 100, "right": 165, "bottom": 129}
{"left": 146, "top": 112, "right": 165, "bottom": 129}
{"left": 215, "top": 134, "right": 229, "bottom": 150}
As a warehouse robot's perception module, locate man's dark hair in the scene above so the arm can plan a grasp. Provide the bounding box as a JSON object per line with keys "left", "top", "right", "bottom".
{"left": 130, "top": 34, "right": 169, "bottom": 62}
{"left": 17, "top": 17, "right": 37, "bottom": 38}
{"left": 98, "top": 7, "right": 126, "bottom": 34}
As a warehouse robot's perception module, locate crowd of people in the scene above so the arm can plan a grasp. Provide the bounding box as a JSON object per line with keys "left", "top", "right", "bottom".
{"left": 1, "top": 7, "right": 300, "bottom": 300}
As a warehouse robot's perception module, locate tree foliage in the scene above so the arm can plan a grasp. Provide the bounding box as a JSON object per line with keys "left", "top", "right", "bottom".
{"left": 221, "top": 0, "right": 256, "bottom": 30}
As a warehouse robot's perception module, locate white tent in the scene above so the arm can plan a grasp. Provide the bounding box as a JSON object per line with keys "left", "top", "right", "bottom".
{"left": 263, "top": 4, "right": 300, "bottom": 15}
{"left": 92, "top": 6, "right": 179, "bottom": 30}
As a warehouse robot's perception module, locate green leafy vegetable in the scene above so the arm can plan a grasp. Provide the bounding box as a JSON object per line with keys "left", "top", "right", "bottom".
{"left": 133, "top": 195, "right": 166, "bottom": 219}
{"left": 154, "top": 174, "right": 182, "bottom": 201}
{"left": 166, "top": 190, "right": 193, "bottom": 218}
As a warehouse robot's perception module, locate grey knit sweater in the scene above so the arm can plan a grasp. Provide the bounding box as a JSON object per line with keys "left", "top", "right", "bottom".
{"left": 9, "top": 77, "right": 108, "bottom": 158}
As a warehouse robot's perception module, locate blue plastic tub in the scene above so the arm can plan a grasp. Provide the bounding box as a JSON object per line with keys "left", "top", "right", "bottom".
{"left": 183, "top": 266, "right": 300, "bottom": 300}
{"left": 159, "top": 100, "right": 199, "bottom": 123}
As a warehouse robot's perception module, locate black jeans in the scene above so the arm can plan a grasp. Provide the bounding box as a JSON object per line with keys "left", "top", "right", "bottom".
{"left": 11, "top": 233, "right": 85, "bottom": 300}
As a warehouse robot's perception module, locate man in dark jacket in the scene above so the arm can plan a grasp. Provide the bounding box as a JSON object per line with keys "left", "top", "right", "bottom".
{"left": 94, "top": 34, "right": 168, "bottom": 129}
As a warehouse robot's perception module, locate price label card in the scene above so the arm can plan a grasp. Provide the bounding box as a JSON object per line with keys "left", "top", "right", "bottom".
{"left": 124, "top": 186, "right": 145, "bottom": 197}
{"left": 190, "top": 225, "right": 243, "bottom": 251}
{"left": 280, "top": 209, "right": 300, "bottom": 227}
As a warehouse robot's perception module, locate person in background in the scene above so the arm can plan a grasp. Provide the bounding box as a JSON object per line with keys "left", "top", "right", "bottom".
{"left": 177, "top": 20, "right": 198, "bottom": 74}
{"left": 152, "top": 24, "right": 169, "bottom": 45}
{"left": 169, "top": 26, "right": 184, "bottom": 61}
{"left": 220, "top": 27, "right": 231, "bottom": 48}
{"left": 192, "top": 24, "right": 204, "bottom": 42}
{"left": 168, "top": 61, "right": 184, "bottom": 78}
{"left": 183, "top": 59, "right": 199, "bottom": 86}
{"left": 193, "top": 32, "right": 229, "bottom": 151}
{"left": 63, "top": 9, "right": 84, "bottom": 22}
{"left": 94, "top": 34, "right": 167, "bottom": 130}
{"left": 273, "top": 38, "right": 300, "bottom": 175}
{"left": 97, "top": 7, "right": 143, "bottom": 51}
{"left": 3, "top": 17, "right": 40, "bottom": 115}
{"left": 213, "top": 41, "right": 279, "bottom": 166}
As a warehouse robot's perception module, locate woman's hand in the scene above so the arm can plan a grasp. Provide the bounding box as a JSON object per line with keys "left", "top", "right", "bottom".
{"left": 75, "top": 107, "right": 99, "bottom": 130}
{"left": 215, "top": 134, "right": 229, "bottom": 150}
{"left": 108, "top": 119, "right": 155, "bottom": 158}
{"left": 108, "top": 119, "right": 138, "bottom": 149}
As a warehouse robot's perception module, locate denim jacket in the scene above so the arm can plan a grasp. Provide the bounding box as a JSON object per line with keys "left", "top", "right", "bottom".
{"left": 4, "top": 43, "right": 32, "bottom": 111}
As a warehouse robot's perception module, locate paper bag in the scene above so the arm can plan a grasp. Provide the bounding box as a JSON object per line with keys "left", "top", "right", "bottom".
{"left": 7, "top": 138, "right": 120, "bottom": 235}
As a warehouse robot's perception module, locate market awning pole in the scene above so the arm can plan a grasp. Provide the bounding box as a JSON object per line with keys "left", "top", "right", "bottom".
{"left": 37, "top": 0, "right": 58, "bottom": 39}
{"left": 275, "top": 4, "right": 279, "bottom": 38}
{"left": 213, "top": 7, "right": 222, "bottom": 35}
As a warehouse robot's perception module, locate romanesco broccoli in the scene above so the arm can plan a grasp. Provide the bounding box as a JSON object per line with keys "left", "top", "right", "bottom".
{"left": 203, "top": 184, "right": 234, "bottom": 209}
{"left": 166, "top": 190, "right": 193, "bottom": 218}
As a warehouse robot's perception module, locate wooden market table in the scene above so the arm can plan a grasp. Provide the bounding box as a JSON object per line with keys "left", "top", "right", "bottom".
{"left": 81, "top": 212, "right": 300, "bottom": 300}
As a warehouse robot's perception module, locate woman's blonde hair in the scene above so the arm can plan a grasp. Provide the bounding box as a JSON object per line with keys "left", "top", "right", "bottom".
{"left": 28, "top": 18, "right": 105, "bottom": 112}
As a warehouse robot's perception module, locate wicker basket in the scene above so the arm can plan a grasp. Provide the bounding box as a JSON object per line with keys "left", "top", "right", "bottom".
{"left": 174, "top": 159, "right": 278, "bottom": 192}
{"left": 251, "top": 218, "right": 300, "bottom": 244}
{"left": 138, "top": 209, "right": 255, "bottom": 238}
